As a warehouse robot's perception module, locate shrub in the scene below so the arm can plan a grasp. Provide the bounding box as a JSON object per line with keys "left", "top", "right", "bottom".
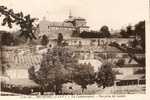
{"left": 116, "top": 59, "right": 125, "bottom": 67}
{"left": 95, "top": 63, "right": 116, "bottom": 88}
{"left": 134, "top": 69, "right": 145, "bottom": 74}
{"left": 72, "top": 63, "right": 95, "bottom": 93}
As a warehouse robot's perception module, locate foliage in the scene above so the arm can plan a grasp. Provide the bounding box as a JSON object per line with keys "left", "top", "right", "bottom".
{"left": 119, "top": 29, "right": 128, "bottom": 38}
{"left": 28, "top": 45, "right": 97, "bottom": 94}
{"left": 57, "top": 33, "right": 63, "bottom": 46}
{"left": 72, "top": 63, "right": 95, "bottom": 93}
{"left": 134, "top": 21, "right": 145, "bottom": 51}
{"left": 72, "top": 27, "right": 80, "bottom": 37}
{"left": 1, "top": 63, "right": 10, "bottom": 75}
{"left": 116, "top": 59, "right": 125, "bottom": 67}
{"left": 109, "top": 40, "right": 145, "bottom": 66}
{"left": 95, "top": 63, "right": 115, "bottom": 88}
{"left": 79, "top": 31, "right": 101, "bottom": 38}
{"left": 28, "top": 66, "right": 36, "bottom": 80}
{"left": 99, "top": 25, "right": 111, "bottom": 37}
{"left": 118, "top": 21, "right": 145, "bottom": 52}
{"left": 1, "top": 31, "right": 15, "bottom": 46}
{"left": 128, "top": 39, "right": 139, "bottom": 48}
{"left": 0, "top": 5, "right": 38, "bottom": 40}
{"left": 119, "top": 25, "right": 134, "bottom": 38}
{"left": 41, "top": 35, "right": 49, "bottom": 46}
{"left": 134, "top": 69, "right": 145, "bottom": 74}
{"left": 126, "top": 25, "right": 134, "bottom": 36}
{"left": 79, "top": 25, "right": 111, "bottom": 38}
{"left": 29, "top": 46, "right": 79, "bottom": 94}
{"left": 110, "top": 21, "right": 146, "bottom": 66}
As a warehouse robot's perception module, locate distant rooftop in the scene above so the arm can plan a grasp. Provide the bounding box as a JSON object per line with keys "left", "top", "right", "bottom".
{"left": 48, "top": 21, "right": 74, "bottom": 27}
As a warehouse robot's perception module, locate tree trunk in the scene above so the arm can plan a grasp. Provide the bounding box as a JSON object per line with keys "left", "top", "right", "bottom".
{"left": 81, "top": 85, "right": 87, "bottom": 93}
{"left": 82, "top": 88, "right": 84, "bottom": 93}
{"left": 55, "top": 84, "right": 62, "bottom": 95}
{"left": 103, "top": 85, "right": 106, "bottom": 89}
{"left": 40, "top": 87, "right": 44, "bottom": 95}
{"left": 55, "top": 87, "right": 59, "bottom": 95}
{"left": 40, "top": 91, "right": 44, "bottom": 95}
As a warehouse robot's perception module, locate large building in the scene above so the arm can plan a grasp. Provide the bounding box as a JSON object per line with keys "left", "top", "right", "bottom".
{"left": 39, "top": 12, "right": 89, "bottom": 39}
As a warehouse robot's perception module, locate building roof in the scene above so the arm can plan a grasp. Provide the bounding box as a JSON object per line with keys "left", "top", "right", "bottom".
{"left": 48, "top": 21, "right": 74, "bottom": 27}
{"left": 65, "top": 16, "right": 86, "bottom": 22}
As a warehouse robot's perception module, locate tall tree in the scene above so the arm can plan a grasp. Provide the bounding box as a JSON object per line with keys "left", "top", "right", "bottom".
{"left": 72, "top": 63, "right": 95, "bottom": 93}
{"left": 95, "top": 63, "right": 115, "bottom": 88}
{"left": 134, "top": 21, "right": 145, "bottom": 51}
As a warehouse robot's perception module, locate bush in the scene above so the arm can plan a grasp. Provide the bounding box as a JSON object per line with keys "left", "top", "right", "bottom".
{"left": 95, "top": 63, "right": 116, "bottom": 88}
{"left": 134, "top": 69, "right": 145, "bottom": 74}
{"left": 41, "top": 35, "right": 49, "bottom": 46}
{"left": 72, "top": 63, "right": 95, "bottom": 93}
{"left": 116, "top": 59, "right": 125, "bottom": 67}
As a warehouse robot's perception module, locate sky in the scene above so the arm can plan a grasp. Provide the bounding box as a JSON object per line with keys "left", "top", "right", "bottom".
{"left": 0, "top": 0, "right": 148, "bottom": 31}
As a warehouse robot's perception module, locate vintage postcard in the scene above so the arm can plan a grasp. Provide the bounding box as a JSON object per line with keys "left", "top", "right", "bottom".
{"left": 0, "top": 0, "right": 149, "bottom": 100}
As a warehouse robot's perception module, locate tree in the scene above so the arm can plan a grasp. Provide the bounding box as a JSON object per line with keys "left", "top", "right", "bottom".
{"left": 0, "top": 5, "right": 38, "bottom": 75}
{"left": 116, "top": 59, "right": 125, "bottom": 67}
{"left": 99, "top": 25, "right": 111, "bottom": 37}
{"left": 95, "top": 63, "right": 115, "bottom": 89}
{"left": 72, "top": 63, "right": 95, "bottom": 93}
{"left": 41, "top": 35, "right": 49, "bottom": 46}
{"left": 29, "top": 46, "right": 79, "bottom": 95}
{"left": 28, "top": 66, "right": 36, "bottom": 80}
{"left": 134, "top": 69, "right": 145, "bottom": 74}
{"left": 119, "top": 25, "right": 134, "bottom": 38}
{"left": 128, "top": 39, "right": 139, "bottom": 48}
{"left": 109, "top": 21, "right": 145, "bottom": 66}
{"left": 126, "top": 25, "right": 133, "bottom": 36}
{"left": 1, "top": 31, "right": 15, "bottom": 46}
{"left": 57, "top": 33, "right": 63, "bottom": 46}
{"left": 79, "top": 31, "right": 100, "bottom": 38}
{"left": 1, "top": 63, "right": 10, "bottom": 75}
{"left": 0, "top": 5, "right": 38, "bottom": 41}
{"left": 119, "top": 29, "right": 128, "bottom": 38}
{"left": 134, "top": 21, "right": 145, "bottom": 51}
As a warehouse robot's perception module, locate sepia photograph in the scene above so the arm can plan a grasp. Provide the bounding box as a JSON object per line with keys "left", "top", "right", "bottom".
{"left": 0, "top": 0, "right": 148, "bottom": 97}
